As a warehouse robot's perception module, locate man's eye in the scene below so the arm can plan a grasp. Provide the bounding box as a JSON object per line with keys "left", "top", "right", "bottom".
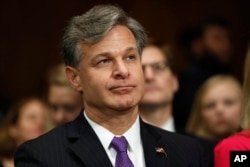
{"left": 126, "top": 55, "right": 136, "bottom": 61}
{"left": 99, "top": 59, "right": 110, "bottom": 64}
{"left": 152, "top": 63, "right": 166, "bottom": 71}
{"left": 63, "top": 105, "right": 76, "bottom": 113}
{"left": 49, "top": 104, "right": 58, "bottom": 111}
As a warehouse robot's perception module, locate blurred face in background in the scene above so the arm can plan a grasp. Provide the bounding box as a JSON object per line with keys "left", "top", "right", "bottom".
{"left": 201, "top": 80, "right": 242, "bottom": 139}
{"left": 140, "top": 45, "right": 178, "bottom": 105}
{"left": 48, "top": 85, "right": 83, "bottom": 126}
{"left": 10, "top": 99, "right": 49, "bottom": 146}
{"left": 203, "top": 25, "right": 231, "bottom": 63}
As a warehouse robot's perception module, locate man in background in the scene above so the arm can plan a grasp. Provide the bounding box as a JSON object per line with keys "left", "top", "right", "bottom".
{"left": 47, "top": 63, "right": 83, "bottom": 126}
{"left": 139, "top": 39, "right": 179, "bottom": 132}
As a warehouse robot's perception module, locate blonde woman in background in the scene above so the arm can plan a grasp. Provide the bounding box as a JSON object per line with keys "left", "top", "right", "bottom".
{"left": 47, "top": 63, "right": 83, "bottom": 126}
{"left": 186, "top": 74, "right": 243, "bottom": 167}
{"left": 187, "top": 74, "right": 242, "bottom": 141}
{"left": 0, "top": 97, "right": 52, "bottom": 167}
{"left": 214, "top": 44, "right": 250, "bottom": 167}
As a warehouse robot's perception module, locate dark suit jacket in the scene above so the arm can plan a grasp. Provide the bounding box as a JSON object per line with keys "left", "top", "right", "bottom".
{"left": 14, "top": 113, "right": 204, "bottom": 167}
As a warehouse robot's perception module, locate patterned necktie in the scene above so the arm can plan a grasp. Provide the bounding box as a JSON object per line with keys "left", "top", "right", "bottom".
{"left": 111, "top": 136, "right": 134, "bottom": 167}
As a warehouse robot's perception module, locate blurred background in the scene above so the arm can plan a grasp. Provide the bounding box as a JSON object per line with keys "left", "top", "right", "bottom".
{"left": 0, "top": 0, "right": 249, "bottom": 113}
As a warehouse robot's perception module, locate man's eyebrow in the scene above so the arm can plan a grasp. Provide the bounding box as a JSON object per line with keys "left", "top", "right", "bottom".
{"left": 92, "top": 47, "right": 138, "bottom": 59}
{"left": 124, "top": 47, "right": 138, "bottom": 53}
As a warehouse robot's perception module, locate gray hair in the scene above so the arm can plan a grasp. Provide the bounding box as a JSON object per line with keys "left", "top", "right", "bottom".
{"left": 62, "top": 5, "right": 147, "bottom": 68}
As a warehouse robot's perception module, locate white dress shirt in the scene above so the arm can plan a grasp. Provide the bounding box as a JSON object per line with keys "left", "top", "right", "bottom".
{"left": 84, "top": 112, "right": 145, "bottom": 167}
{"left": 161, "top": 116, "right": 176, "bottom": 132}
{"left": 142, "top": 116, "right": 176, "bottom": 132}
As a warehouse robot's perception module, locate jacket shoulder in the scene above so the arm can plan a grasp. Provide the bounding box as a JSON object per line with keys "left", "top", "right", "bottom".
{"left": 144, "top": 122, "right": 199, "bottom": 145}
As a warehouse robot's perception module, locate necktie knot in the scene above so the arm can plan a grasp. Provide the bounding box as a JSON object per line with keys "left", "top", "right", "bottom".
{"left": 110, "top": 136, "right": 134, "bottom": 167}
{"left": 111, "top": 136, "right": 128, "bottom": 153}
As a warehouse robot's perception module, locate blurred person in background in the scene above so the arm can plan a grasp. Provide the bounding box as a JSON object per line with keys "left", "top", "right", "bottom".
{"left": 47, "top": 63, "right": 83, "bottom": 126}
{"left": 187, "top": 75, "right": 242, "bottom": 140}
{"left": 186, "top": 75, "right": 243, "bottom": 167}
{"left": 0, "top": 97, "right": 52, "bottom": 167}
{"left": 139, "top": 39, "right": 179, "bottom": 132}
{"left": 174, "top": 17, "right": 234, "bottom": 132}
{"left": 214, "top": 42, "right": 250, "bottom": 167}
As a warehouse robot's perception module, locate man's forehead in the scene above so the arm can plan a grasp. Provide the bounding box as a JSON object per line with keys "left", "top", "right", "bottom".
{"left": 95, "top": 46, "right": 137, "bottom": 55}
{"left": 80, "top": 25, "right": 138, "bottom": 54}
{"left": 81, "top": 43, "right": 138, "bottom": 57}
{"left": 142, "top": 47, "right": 167, "bottom": 63}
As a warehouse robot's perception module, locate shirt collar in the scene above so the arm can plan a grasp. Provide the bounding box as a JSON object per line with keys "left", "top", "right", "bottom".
{"left": 162, "top": 116, "right": 175, "bottom": 132}
{"left": 84, "top": 111, "right": 141, "bottom": 153}
{"left": 123, "top": 116, "right": 141, "bottom": 153}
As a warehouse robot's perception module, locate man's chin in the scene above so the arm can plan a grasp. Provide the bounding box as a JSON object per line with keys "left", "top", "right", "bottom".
{"left": 109, "top": 102, "right": 137, "bottom": 112}
{"left": 139, "top": 100, "right": 169, "bottom": 108}
{"left": 140, "top": 98, "right": 164, "bottom": 105}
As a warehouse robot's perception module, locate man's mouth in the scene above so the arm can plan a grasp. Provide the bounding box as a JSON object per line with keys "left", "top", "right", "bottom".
{"left": 109, "top": 85, "right": 135, "bottom": 94}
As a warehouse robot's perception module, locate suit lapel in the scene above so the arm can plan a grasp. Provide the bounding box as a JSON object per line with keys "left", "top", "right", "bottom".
{"left": 66, "top": 113, "right": 113, "bottom": 167}
{"left": 140, "top": 119, "right": 170, "bottom": 167}
{"left": 65, "top": 113, "right": 169, "bottom": 167}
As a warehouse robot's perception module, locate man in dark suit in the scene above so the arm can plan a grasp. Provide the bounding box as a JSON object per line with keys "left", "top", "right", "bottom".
{"left": 139, "top": 39, "right": 179, "bottom": 133}
{"left": 15, "top": 5, "right": 204, "bottom": 167}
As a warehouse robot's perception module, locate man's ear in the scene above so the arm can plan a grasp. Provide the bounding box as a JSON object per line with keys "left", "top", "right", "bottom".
{"left": 65, "top": 66, "right": 83, "bottom": 92}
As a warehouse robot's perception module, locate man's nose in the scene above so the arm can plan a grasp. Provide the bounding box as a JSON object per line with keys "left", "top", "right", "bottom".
{"left": 143, "top": 66, "right": 155, "bottom": 81}
{"left": 112, "top": 60, "right": 129, "bottom": 79}
{"left": 54, "top": 111, "right": 67, "bottom": 125}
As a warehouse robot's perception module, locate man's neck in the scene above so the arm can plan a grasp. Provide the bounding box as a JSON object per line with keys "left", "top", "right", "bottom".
{"left": 139, "top": 103, "right": 172, "bottom": 128}
{"left": 84, "top": 104, "right": 138, "bottom": 135}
